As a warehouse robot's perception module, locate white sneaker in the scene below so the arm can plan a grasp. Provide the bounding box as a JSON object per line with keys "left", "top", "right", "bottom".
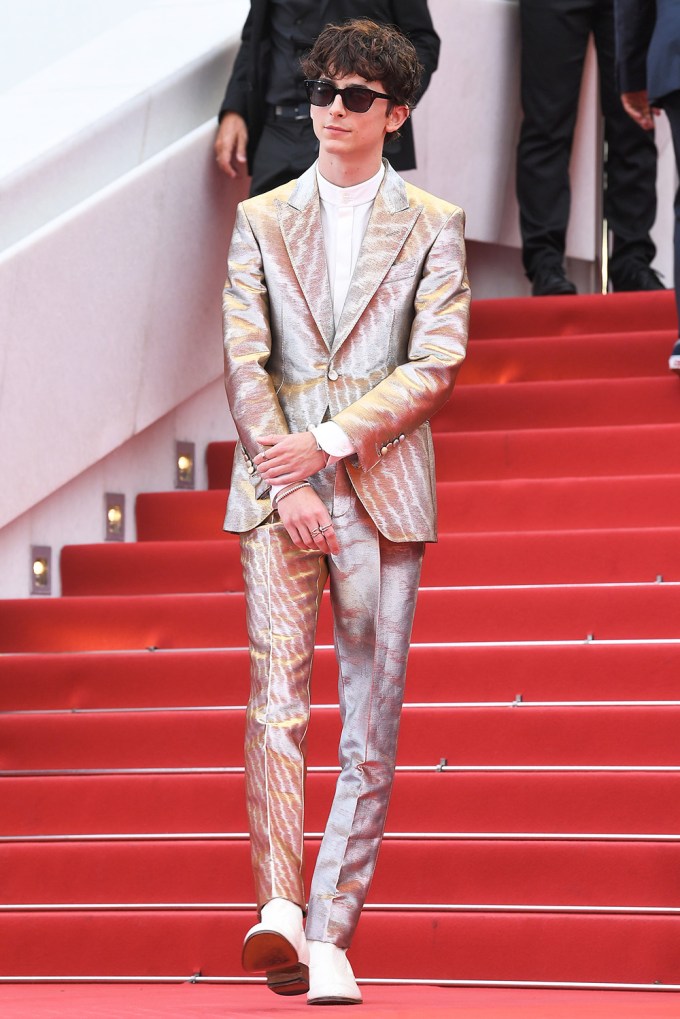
{"left": 307, "top": 940, "right": 362, "bottom": 1005}
{"left": 242, "top": 898, "right": 309, "bottom": 996}
{"left": 669, "top": 339, "right": 680, "bottom": 376}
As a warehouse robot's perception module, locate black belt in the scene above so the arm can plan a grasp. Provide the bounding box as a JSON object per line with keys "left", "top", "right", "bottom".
{"left": 269, "top": 102, "right": 310, "bottom": 121}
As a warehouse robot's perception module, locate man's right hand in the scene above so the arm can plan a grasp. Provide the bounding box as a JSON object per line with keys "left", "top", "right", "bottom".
{"left": 276, "top": 487, "right": 339, "bottom": 555}
{"left": 214, "top": 112, "right": 249, "bottom": 178}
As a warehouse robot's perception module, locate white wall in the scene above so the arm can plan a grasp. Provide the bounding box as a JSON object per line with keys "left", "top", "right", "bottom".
{"left": 0, "top": 121, "right": 246, "bottom": 535}
{"left": 0, "top": 378, "right": 235, "bottom": 598}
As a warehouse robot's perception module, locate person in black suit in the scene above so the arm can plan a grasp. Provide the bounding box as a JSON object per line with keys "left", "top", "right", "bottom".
{"left": 516, "top": 0, "right": 664, "bottom": 296}
{"left": 214, "top": 0, "right": 439, "bottom": 195}
{"left": 615, "top": 0, "right": 680, "bottom": 373}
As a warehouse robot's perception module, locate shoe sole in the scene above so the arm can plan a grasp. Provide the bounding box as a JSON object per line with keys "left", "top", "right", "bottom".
{"left": 242, "top": 928, "right": 309, "bottom": 996}
{"left": 307, "top": 994, "right": 362, "bottom": 1005}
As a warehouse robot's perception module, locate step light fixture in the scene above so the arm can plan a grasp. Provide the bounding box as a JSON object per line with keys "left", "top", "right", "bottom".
{"left": 105, "top": 493, "right": 125, "bottom": 541}
{"left": 30, "top": 545, "right": 52, "bottom": 596}
{"left": 175, "top": 441, "right": 195, "bottom": 489}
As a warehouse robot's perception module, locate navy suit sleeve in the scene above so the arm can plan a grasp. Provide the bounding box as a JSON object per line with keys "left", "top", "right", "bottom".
{"left": 614, "top": 0, "right": 656, "bottom": 93}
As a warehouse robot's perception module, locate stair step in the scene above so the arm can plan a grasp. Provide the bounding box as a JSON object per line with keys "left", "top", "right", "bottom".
{"left": 3, "top": 838, "right": 677, "bottom": 908}
{"left": 459, "top": 332, "right": 673, "bottom": 386}
{"left": 205, "top": 423, "right": 680, "bottom": 490}
{"left": 3, "top": 705, "right": 680, "bottom": 770}
{"left": 469, "top": 290, "right": 676, "bottom": 340}
{"left": 60, "top": 528, "right": 680, "bottom": 596}
{"left": 2, "top": 584, "right": 680, "bottom": 653}
{"left": 2, "top": 642, "right": 678, "bottom": 712}
{"left": 3, "top": 771, "right": 678, "bottom": 837}
{"left": 0, "top": 908, "right": 677, "bottom": 983}
{"left": 135, "top": 475, "right": 680, "bottom": 541}
{"left": 434, "top": 377, "right": 680, "bottom": 432}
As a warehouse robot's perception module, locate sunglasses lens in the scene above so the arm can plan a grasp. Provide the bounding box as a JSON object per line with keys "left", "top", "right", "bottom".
{"left": 307, "top": 82, "right": 335, "bottom": 107}
{"left": 342, "top": 88, "right": 373, "bottom": 113}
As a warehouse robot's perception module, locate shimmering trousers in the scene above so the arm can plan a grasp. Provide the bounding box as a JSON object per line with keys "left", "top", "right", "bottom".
{"left": 240, "top": 468, "right": 424, "bottom": 948}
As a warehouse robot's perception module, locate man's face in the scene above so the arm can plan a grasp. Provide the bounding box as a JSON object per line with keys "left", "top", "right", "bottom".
{"left": 309, "top": 73, "right": 409, "bottom": 165}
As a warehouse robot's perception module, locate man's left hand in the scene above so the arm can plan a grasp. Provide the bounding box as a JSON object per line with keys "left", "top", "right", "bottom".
{"left": 256, "top": 432, "right": 327, "bottom": 485}
{"left": 621, "top": 90, "right": 659, "bottom": 132}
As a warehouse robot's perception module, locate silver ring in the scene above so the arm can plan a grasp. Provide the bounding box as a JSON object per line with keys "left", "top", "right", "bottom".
{"left": 310, "top": 527, "right": 321, "bottom": 536}
{"left": 319, "top": 523, "right": 333, "bottom": 533}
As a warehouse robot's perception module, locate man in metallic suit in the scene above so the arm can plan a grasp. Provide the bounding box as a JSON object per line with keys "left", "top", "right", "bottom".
{"left": 222, "top": 18, "right": 470, "bottom": 1005}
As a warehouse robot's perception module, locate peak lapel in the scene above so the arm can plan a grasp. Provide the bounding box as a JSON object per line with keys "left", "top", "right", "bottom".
{"left": 277, "top": 169, "right": 334, "bottom": 350}
{"left": 333, "top": 166, "right": 423, "bottom": 351}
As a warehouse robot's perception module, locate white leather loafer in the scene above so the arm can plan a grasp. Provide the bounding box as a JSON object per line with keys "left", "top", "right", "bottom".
{"left": 307, "top": 941, "right": 362, "bottom": 1005}
{"left": 242, "top": 899, "right": 309, "bottom": 996}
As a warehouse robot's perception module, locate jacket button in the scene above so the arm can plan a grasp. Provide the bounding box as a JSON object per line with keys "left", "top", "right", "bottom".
{"left": 327, "top": 368, "right": 339, "bottom": 381}
{"left": 381, "top": 445, "right": 389, "bottom": 455}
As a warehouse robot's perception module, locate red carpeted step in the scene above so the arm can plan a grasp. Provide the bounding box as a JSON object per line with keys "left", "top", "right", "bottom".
{"left": 205, "top": 424, "right": 680, "bottom": 490}
{"left": 4, "top": 705, "right": 680, "bottom": 770}
{"left": 205, "top": 440, "right": 235, "bottom": 492}
{"left": 60, "top": 529, "right": 680, "bottom": 596}
{"left": 459, "top": 331, "right": 673, "bottom": 386}
{"left": 0, "top": 907, "right": 677, "bottom": 983}
{"left": 469, "top": 290, "right": 676, "bottom": 340}
{"left": 439, "top": 475, "right": 680, "bottom": 532}
{"left": 2, "top": 584, "right": 680, "bottom": 653}
{"left": 431, "top": 528, "right": 680, "bottom": 585}
{"left": 432, "top": 377, "right": 680, "bottom": 432}
{"left": 61, "top": 540, "right": 244, "bottom": 596}
{"left": 4, "top": 837, "right": 677, "bottom": 909}
{"left": 135, "top": 490, "right": 230, "bottom": 541}
{"left": 2, "top": 642, "right": 678, "bottom": 712}
{"left": 3, "top": 771, "right": 678, "bottom": 837}
{"left": 1, "top": 987, "right": 674, "bottom": 1017}
{"left": 136, "top": 475, "right": 680, "bottom": 542}
{"left": 433, "top": 424, "right": 680, "bottom": 481}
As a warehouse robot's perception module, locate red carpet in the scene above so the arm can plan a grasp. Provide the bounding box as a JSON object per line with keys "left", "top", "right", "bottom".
{"left": 1, "top": 291, "right": 679, "bottom": 998}
{"left": 1, "top": 984, "right": 679, "bottom": 1019}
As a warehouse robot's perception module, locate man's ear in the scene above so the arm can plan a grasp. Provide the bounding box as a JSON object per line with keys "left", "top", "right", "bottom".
{"left": 385, "top": 104, "right": 410, "bottom": 136}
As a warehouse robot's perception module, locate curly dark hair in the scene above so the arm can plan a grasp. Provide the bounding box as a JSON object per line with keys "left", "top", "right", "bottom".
{"left": 300, "top": 18, "right": 423, "bottom": 109}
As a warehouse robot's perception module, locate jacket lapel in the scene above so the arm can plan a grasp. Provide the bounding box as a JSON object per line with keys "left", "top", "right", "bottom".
{"left": 277, "top": 166, "right": 335, "bottom": 350}
{"left": 332, "top": 162, "right": 423, "bottom": 350}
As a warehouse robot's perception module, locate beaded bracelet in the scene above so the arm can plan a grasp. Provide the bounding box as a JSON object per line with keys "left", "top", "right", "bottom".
{"left": 271, "top": 481, "right": 311, "bottom": 511}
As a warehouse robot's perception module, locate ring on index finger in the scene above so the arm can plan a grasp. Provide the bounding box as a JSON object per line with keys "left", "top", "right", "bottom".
{"left": 310, "top": 527, "right": 321, "bottom": 536}
{"left": 319, "top": 523, "right": 333, "bottom": 533}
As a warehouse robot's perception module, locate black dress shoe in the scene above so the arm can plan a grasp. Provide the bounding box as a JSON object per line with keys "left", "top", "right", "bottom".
{"left": 531, "top": 264, "right": 577, "bottom": 296}
{"left": 611, "top": 265, "right": 666, "bottom": 291}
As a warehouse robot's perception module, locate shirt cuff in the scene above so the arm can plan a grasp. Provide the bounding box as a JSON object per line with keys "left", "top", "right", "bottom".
{"left": 310, "top": 422, "right": 355, "bottom": 465}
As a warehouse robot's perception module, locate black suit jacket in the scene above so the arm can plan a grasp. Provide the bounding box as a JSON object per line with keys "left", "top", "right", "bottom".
{"left": 615, "top": 0, "right": 680, "bottom": 105}
{"left": 218, "top": 0, "right": 440, "bottom": 171}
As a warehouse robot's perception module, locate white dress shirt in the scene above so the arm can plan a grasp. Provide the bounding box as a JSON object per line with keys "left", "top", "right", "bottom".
{"left": 271, "top": 162, "right": 384, "bottom": 500}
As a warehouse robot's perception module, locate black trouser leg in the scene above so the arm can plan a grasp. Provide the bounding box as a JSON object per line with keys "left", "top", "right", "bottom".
{"left": 592, "top": 0, "right": 657, "bottom": 281}
{"left": 516, "top": 0, "right": 592, "bottom": 278}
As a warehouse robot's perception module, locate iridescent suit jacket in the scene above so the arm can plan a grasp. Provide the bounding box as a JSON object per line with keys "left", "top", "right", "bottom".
{"left": 223, "top": 159, "right": 470, "bottom": 542}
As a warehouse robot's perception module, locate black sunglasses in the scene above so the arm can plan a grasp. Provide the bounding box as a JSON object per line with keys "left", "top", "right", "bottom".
{"left": 304, "top": 79, "right": 395, "bottom": 114}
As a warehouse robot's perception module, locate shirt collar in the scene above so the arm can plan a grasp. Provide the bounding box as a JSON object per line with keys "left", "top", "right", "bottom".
{"left": 316, "top": 162, "right": 385, "bottom": 207}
